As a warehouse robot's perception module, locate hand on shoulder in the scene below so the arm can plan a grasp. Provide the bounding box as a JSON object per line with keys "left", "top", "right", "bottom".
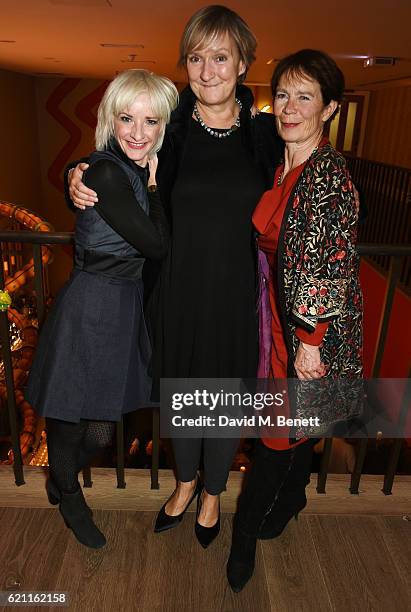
{"left": 69, "top": 162, "right": 97, "bottom": 210}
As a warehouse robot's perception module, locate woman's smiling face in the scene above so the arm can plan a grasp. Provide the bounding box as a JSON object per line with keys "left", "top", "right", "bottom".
{"left": 186, "top": 31, "right": 245, "bottom": 107}
{"left": 273, "top": 73, "right": 337, "bottom": 145}
{"left": 114, "top": 93, "right": 161, "bottom": 166}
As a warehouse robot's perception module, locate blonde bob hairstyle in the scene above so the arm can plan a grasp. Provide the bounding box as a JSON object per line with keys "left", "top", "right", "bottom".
{"left": 178, "top": 5, "right": 257, "bottom": 84}
{"left": 95, "top": 69, "right": 178, "bottom": 154}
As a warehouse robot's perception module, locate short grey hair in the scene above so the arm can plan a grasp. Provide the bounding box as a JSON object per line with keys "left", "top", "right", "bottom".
{"left": 95, "top": 69, "right": 179, "bottom": 153}
{"left": 178, "top": 5, "right": 257, "bottom": 84}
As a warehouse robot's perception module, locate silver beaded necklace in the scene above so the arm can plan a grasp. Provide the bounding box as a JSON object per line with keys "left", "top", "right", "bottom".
{"left": 193, "top": 98, "right": 242, "bottom": 138}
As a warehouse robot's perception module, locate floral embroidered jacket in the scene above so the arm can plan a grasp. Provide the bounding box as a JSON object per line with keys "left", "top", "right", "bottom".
{"left": 276, "top": 142, "right": 363, "bottom": 378}
{"left": 260, "top": 142, "right": 364, "bottom": 436}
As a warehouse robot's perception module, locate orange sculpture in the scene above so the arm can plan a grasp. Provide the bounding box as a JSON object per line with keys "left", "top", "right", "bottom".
{"left": 0, "top": 202, "right": 54, "bottom": 463}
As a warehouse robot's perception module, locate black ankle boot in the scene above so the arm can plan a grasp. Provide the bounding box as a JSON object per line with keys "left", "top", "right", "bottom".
{"left": 46, "top": 478, "right": 60, "bottom": 505}
{"left": 226, "top": 520, "right": 257, "bottom": 593}
{"left": 47, "top": 477, "right": 93, "bottom": 516}
{"left": 59, "top": 487, "right": 106, "bottom": 549}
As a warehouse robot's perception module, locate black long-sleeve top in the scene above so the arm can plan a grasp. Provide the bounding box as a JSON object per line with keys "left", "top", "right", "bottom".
{"left": 84, "top": 159, "right": 168, "bottom": 261}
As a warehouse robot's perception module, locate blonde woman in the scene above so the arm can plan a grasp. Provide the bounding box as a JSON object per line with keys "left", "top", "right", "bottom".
{"left": 26, "top": 70, "right": 178, "bottom": 549}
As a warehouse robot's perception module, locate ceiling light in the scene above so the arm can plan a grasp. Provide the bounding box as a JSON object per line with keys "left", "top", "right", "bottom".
{"left": 101, "top": 43, "right": 144, "bottom": 48}
{"left": 364, "top": 56, "right": 396, "bottom": 67}
{"left": 266, "top": 58, "right": 274, "bottom": 65}
{"left": 120, "top": 59, "right": 156, "bottom": 64}
{"left": 50, "top": 0, "right": 112, "bottom": 6}
{"left": 332, "top": 54, "right": 369, "bottom": 60}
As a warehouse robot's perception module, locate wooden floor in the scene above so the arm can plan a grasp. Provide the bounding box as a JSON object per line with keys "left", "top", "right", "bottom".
{"left": 0, "top": 468, "right": 410, "bottom": 611}
{"left": 0, "top": 508, "right": 410, "bottom": 612}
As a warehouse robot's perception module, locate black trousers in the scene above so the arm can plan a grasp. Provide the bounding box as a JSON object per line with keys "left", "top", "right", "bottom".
{"left": 172, "top": 437, "right": 239, "bottom": 495}
{"left": 236, "top": 438, "right": 316, "bottom": 538}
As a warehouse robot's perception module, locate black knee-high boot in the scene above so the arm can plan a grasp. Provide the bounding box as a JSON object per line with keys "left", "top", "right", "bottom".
{"left": 227, "top": 439, "right": 315, "bottom": 592}
{"left": 258, "top": 439, "right": 315, "bottom": 539}
{"left": 227, "top": 514, "right": 258, "bottom": 593}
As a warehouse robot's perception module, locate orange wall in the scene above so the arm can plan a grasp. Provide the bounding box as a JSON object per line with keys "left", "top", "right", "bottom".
{"left": 362, "top": 85, "right": 411, "bottom": 168}
{"left": 0, "top": 69, "right": 41, "bottom": 209}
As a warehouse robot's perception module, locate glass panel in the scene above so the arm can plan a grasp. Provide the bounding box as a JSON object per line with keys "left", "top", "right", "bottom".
{"left": 328, "top": 112, "right": 340, "bottom": 147}
{"left": 343, "top": 102, "right": 358, "bottom": 151}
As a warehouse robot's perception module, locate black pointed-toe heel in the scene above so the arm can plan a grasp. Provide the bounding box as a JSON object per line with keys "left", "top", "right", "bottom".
{"left": 154, "top": 478, "right": 201, "bottom": 533}
{"left": 194, "top": 491, "right": 220, "bottom": 549}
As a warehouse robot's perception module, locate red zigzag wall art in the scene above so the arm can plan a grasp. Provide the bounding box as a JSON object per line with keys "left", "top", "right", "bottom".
{"left": 75, "top": 80, "right": 109, "bottom": 130}
{"left": 46, "top": 78, "right": 83, "bottom": 193}
{"left": 46, "top": 79, "right": 109, "bottom": 193}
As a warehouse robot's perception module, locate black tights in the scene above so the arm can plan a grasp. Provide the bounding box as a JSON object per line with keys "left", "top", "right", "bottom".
{"left": 46, "top": 417, "right": 115, "bottom": 493}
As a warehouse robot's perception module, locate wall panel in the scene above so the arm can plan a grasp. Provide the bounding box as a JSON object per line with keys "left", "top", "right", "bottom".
{"left": 0, "top": 69, "right": 41, "bottom": 209}
{"left": 362, "top": 86, "right": 411, "bottom": 168}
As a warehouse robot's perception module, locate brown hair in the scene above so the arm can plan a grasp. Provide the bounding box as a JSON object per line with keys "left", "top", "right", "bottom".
{"left": 271, "top": 49, "right": 345, "bottom": 123}
{"left": 178, "top": 5, "right": 257, "bottom": 83}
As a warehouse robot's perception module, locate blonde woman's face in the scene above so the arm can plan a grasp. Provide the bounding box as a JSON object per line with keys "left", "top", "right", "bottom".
{"left": 186, "top": 31, "right": 245, "bottom": 108}
{"left": 114, "top": 93, "right": 161, "bottom": 166}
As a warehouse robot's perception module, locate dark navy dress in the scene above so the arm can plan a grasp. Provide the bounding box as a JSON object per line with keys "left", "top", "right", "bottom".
{"left": 26, "top": 139, "right": 168, "bottom": 423}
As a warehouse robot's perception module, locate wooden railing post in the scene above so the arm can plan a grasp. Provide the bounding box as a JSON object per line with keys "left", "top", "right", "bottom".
{"left": 151, "top": 408, "right": 160, "bottom": 489}
{"left": 382, "top": 375, "right": 411, "bottom": 495}
{"left": 32, "top": 244, "right": 46, "bottom": 328}
{"left": 116, "top": 417, "right": 126, "bottom": 489}
{"left": 0, "top": 248, "right": 24, "bottom": 485}
{"left": 317, "top": 438, "right": 333, "bottom": 494}
{"left": 351, "top": 249, "right": 405, "bottom": 495}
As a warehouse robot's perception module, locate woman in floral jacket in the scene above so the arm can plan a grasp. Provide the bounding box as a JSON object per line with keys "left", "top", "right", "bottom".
{"left": 227, "top": 49, "right": 363, "bottom": 593}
